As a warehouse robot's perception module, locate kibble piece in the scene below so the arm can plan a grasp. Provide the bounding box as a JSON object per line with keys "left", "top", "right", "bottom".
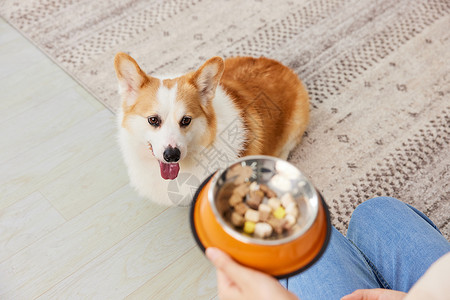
{"left": 223, "top": 166, "right": 301, "bottom": 240}
{"left": 243, "top": 221, "right": 256, "bottom": 234}
{"left": 258, "top": 203, "right": 272, "bottom": 222}
{"left": 284, "top": 214, "right": 296, "bottom": 229}
{"left": 268, "top": 197, "right": 281, "bottom": 210}
{"left": 285, "top": 202, "right": 299, "bottom": 218}
{"left": 273, "top": 206, "right": 286, "bottom": 219}
{"left": 249, "top": 181, "right": 260, "bottom": 191}
{"left": 254, "top": 222, "right": 273, "bottom": 238}
{"left": 244, "top": 209, "right": 260, "bottom": 222}
{"left": 246, "top": 190, "right": 264, "bottom": 209}
{"left": 229, "top": 193, "right": 243, "bottom": 207}
{"left": 231, "top": 212, "right": 245, "bottom": 227}
{"left": 280, "top": 193, "right": 295, "bottom": 208}
{"left": 234, "top": 202, "right": 249, "bottom": 215}
{"left": 260, "top": 184, "right": 277, "bottom": 198}
{"left": 267, "top": 216, "right": 287, "bottom": 234}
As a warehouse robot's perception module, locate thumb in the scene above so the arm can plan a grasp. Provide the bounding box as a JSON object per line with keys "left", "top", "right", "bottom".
{"left": 340, "top": 290, "right": 362, "bottom": 300}
{"left": 206, "top": 247, "right": 255, "bottom": 285}
{"left": 341, "top": 289, "right": 375, "bottom": 300}
{"left": 341, "top": 289, "right": 407, "bottom": 300}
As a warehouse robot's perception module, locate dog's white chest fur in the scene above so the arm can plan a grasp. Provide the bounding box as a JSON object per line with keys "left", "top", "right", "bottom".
{"left": 118, "top": 86, "right": 246, "bottom": 206}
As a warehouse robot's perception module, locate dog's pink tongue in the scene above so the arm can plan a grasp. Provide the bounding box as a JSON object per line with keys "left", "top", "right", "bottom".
{"left": 159, "top": 161, "right": 180, "bottom": 180}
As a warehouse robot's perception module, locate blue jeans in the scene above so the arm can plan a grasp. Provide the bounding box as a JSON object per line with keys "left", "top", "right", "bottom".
{"left": 280, "top": 197, "right": 450, "bottom": 300}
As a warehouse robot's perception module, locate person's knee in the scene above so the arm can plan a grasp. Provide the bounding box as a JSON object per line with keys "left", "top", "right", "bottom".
{"left": 350, "top": 196, "right": 403, "bottom": 225}
{"left": 355, "top": 196, "right": 402, "bottom": 214}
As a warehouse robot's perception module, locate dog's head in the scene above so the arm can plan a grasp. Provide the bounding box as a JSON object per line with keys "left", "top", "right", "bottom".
{"left": 114, "top": 53, "right": 224, "bottom": 180}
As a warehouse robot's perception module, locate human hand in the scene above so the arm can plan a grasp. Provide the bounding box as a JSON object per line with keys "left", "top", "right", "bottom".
{"left": 206, "top": 247, "right": 298, "bottom": 300}
{"left": 341, "top": 288, "right": 407, "bottom": 300}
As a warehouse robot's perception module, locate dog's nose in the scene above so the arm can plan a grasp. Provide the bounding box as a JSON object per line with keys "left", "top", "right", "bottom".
{"left": 163, "top": 146, "right": 181, "bottom": 163}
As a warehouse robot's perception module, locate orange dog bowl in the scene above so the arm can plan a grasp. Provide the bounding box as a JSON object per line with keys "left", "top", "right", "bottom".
{"left": 190, "top": 155, "right": 331, "bottom": 278}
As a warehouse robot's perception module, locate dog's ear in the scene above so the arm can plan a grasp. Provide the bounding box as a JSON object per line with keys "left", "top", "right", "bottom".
{"left": 114, "top": 52, "right": 150, "bottom": 107}
{"left": 192, "top": 57, "right": 224, "bottom": 106}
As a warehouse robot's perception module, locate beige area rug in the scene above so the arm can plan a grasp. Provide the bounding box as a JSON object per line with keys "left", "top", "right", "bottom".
{"left": 2, "top": 0, "right": 449, "bottom": 238}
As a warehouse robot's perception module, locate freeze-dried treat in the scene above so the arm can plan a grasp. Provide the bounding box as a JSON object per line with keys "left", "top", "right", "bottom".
{"left": 229, "top": 193, "right": 243, "bottom": 207}
{"left": 231, "top": 212, "right": 245, "bottom": 227}
{"left": 285, "top": 202, "right": 299, "bottom": 218}
{"left": 273, "top": 206, "right": 286, "bottom": 219}
{"left": 233, "top": 182, "right": 251, "bottom": 198}
{"left": 221, "top": 168, "right": 301, "bottom": 240}
{"left": 224, "top": 190, "right": 300, "bottom": 239}
{"left": 249, "top": 181, "right": 260, "bottom": 191}
{"left": 246, "top": 190, "right": 264, "bottom": 209}
{"left": 243, "top": 221, "right": 256, "bottom": 234}
{"left": 254, "top": 222, "right": 273, "bottom": 238}
{"left": 234, "top": 202, "right": 249, "bottom": 215}
{"left": 260, "top": 184, "right": 277, "bottom": 198}
{"left": 267, "top": 216, "right": 287, "bottom": 235}
{"left": 244, "top": 209, "right": 260, "bottom": 223}
{"left": 284, "top": 214, "right": 296, "bottom": 229}
{"left": 267, "top": 197, "right": 281, "bottom": 211}
{"left": 258, "top": 204, "right": 272, "bottom": 222}
{"left": 280, "top": 193, "right": 295, "bottom": 208}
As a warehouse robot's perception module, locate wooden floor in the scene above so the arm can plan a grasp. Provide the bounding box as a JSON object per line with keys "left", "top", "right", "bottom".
{"left": 0, "top": 18, "right": 217, "bottom": 299}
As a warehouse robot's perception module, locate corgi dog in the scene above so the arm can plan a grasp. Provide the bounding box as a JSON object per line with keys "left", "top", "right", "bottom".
{"left": 114, "top": 53, "right": 309, "bottom": 206}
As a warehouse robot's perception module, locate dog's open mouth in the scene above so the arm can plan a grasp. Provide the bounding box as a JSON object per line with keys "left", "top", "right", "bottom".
{"left": 149, "top": 142, "right": 180, "bottom": 180}
{"left": 159, "top": 161, "right": 180, "bottom": 180}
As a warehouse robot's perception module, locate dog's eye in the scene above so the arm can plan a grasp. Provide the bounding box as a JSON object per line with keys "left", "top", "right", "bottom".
{"left": 148, "top": 116, "right": 161, "bottom": 127}
{"left": 180, "top": 116, "right": 192, "bottom": 127}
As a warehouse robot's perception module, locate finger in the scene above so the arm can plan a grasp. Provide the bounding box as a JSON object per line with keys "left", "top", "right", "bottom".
{"left": 206, "top": 247, "right": 257, "bottom": 286}
{"left": 341, "top": 288, "right": 406, "bottom": 300}
{"left": 340, "top": 290, "right": 361, "bottom": 300}
{"left": 341, "top": 289, "right": 374, "bottom": 300}
{"left": 342, "top": 289, "right": 384, "bottom": 300}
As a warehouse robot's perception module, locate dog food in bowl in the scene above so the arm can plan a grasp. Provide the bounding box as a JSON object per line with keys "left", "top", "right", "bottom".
{"left": 220, "top": 164, "right": 302, "bottom": 240}
{"left": 191, "top": 155, "right": 331, "bottom": 277}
